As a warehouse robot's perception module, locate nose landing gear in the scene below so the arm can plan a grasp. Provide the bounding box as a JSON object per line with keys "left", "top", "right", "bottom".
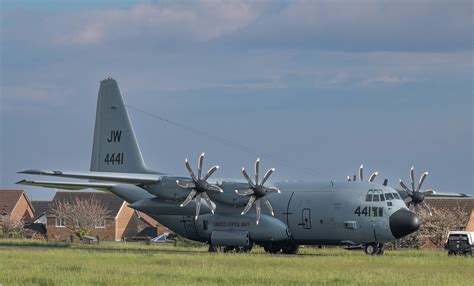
{"left": 364, "top": 243, "right": 385, "bottom": 255}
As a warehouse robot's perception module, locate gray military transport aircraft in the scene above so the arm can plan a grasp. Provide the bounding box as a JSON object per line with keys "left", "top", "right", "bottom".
{"left": 17, "top": 78, "right": 470, "bottom": 255}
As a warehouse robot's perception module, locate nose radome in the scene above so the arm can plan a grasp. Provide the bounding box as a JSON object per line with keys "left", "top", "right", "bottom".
{"left": 389, "top": 209, "right": 421, "bottom": 239}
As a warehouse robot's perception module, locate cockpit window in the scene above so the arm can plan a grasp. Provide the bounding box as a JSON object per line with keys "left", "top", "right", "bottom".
{"left": 365, "top": 194, "right": 373, "bottom": 202}
{"left": 379, "top": 194, "right": 385, "bottom": 201}
{"left": 385, "top": 193, "right": 394, "bottom": 200}
{"left": 373, "top": 194, "right": 380, "bottom": 202}
{"left": 392, "top": 193, "right": 401, "bottom": 199}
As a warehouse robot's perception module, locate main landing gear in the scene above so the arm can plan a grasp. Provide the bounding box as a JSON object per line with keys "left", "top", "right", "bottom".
{"left": 263, "top": 243, "right": 300, "bottom": 254}
{"left": 364, "top": 243, "right": 385, "bottom": 255}
{"left": 208, "top": 241, "right": 254, "bottom": 253}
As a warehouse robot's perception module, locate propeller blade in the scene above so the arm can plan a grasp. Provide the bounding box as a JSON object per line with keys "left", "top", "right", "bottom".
{"left": 263, "top": 198, "right": 274, "bottom": 216}
{"left": 207, "top": 184, "right": 223, "bottom": 193}
{"left": 359, "top": 165, "right": 363, "bottom": 182}
{"left": 414, "top": 204, "right": 420, "bottom": 214}
{"left": 256, "top": 199, "right": 261, "bottom": 225}
{"left": 195, "top": 193, "right": 201, "bottom": 220}
{"left": 202, "top": 192, "right": 215, "bottom": 214}
{"left": 255, "top": 158, "right": 260, "bottom": 185}
{"left": 176, "top": 180, "right": 196, "bottom": 189}
{"left": 235, "top": 189, "right": 254, "bottom": 196}
{"left": 180, "top": 189, "right": 197, "bottom": 207}
{"left": 185, "top": 159, "right": 197, "bottom": 181}
{"left": 399, "top": 179, "right": 413, "bottom": 195}
{"left": 417, "top": 172, "right": 429, "bottom": 192}
{"left": 353, "top": 175, "right": 356, "bottom": 182}
{"left": 242, "top": 168, "right": 255, "bottom": 188}
{"left": 241, "top": 195, "right": 256, "bottom": 215}
{"left": 368, "top": 171, "right": 378, "bottom": 182}
{"left": 423, "top": 189, "right": 435, "bottom": 195}
{"left": 198, "top": 152, "right": 205, "bottom": 179}
{"left": 261, "top": 168, "right": 275, "bottom": 186}
{"left": 382, "top": 179, "right": 388, "bottom": 186}
{"left": 347, "top": 176, "right": 351, "bottom": 182}
{"left": 202, "top": 165, "right": 219, "bottom": 181}
{"left": 421, "top": 201, "right": 432, "bottom": 216}
{"left": 267, "top": 187, "right": 281, "bottom": 194}
{"left": 410, "top": 166, "right": 416, "bottom": 194}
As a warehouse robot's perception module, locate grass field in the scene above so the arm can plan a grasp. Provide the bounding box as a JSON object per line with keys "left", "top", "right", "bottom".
{"left": 0, "top": 244, "right": 472, "bottom": 286}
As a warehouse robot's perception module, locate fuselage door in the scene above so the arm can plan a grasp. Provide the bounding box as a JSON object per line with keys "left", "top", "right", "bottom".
{"left": 301, "top": 208, "right": 312, "bottom": 229}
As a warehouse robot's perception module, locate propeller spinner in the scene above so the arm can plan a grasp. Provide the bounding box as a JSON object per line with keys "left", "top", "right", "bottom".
{"left": 176, "top": 152, "right": 223, "bottom": 219}
{"left": 399, "top": 166, "right": 434, "bottom": 215}
{"left": 235, "top": 158, "right": 281, "bottom": 225}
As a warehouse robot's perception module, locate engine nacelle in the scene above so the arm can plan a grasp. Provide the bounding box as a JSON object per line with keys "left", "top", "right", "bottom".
{"left": 144, "top": 176, "right": 191, "bottom": 201}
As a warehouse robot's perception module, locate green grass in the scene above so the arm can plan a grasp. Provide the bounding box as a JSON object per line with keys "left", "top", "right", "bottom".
{"left": 0, "top": 246, "right": 472, "bottom": 285}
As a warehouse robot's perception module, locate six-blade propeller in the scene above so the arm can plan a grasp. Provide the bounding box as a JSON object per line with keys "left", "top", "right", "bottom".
{"left": 176, "top": 152, "right": 223, "bottom": 219}
{"left": 235, "top": 158, "right": 281, "bottom": 225}
{"left": 399, "top": 166, "right": 434, "bottom": 215}
{"left": 347, "top": 164, "right": 380, "bottom": 183}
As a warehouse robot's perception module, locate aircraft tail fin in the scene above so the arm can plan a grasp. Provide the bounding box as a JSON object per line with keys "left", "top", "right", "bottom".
{"left": 90, "top": 78, "right": 148, "bottom": 173}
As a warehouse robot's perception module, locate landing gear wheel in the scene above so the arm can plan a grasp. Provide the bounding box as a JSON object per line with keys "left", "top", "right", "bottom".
{"left": 282, "top": 244, "right": 300, "bottom": 255}
{"left": 376, "top": 243, "right": 385, "bottom": 255}
{"left": 264, "top": 243, "right": 282, "bottom": 254}
{"left": 223, "top": 246, "right": 237, "bottom": 253}
{"left": 241, "top": 241, "right": 254, "bottom": 253}
{"left": 208, "top": 245, "right": 218, "bottom": 253}
{"left": 364, "top": 243, "right": 379, "bottom": 255}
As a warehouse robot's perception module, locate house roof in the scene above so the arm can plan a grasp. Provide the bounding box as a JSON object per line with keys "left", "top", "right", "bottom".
{"left": 31, "top": 201, "right": 51, "bottom": 220}
{"left": 0, "top": 190, "right": 32, "bottom": 216}
{"left": 51, "top": 192, "right": 125, "bottom": 218}
{"left": 136, "top": 211, "right": 158, "bottom": 227}
{"left": 133, "top": 227, "right": 157, "bottom": 239}
{"left": 425, "top": 198, "right": 474, "bottom": 213}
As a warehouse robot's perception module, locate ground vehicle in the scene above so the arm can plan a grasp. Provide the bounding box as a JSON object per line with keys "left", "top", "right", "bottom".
{"left": 444, "top": 231, "right": 473, "bottom": 256}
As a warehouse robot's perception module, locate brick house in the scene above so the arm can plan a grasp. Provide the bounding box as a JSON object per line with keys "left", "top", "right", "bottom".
{"left": 46, "top": 192, "right": 143, "bottom": 241}
{"left": 0, "top": 190, "right": 34, "bottom": 223}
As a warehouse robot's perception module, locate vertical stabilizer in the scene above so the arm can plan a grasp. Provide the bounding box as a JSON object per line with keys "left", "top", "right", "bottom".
{"left": 90, "top": 78, "right": 148, "bottom": 173}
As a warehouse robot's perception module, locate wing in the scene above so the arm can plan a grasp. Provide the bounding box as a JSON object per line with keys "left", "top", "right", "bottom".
{"left": 396, "top": 188, "right": 471, "bottom": 199}
{"left": 18, "top": 169, "right": 160, "bottom": 184}
{"left": 16, "top": 179, "right": 116, "bottom": 192}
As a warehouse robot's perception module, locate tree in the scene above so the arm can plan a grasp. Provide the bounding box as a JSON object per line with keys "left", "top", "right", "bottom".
{"left": 0, "top": 215, "right": 25, "bottom": 238}
{"left": 397, "top": 205, "right": 470, "bottom": 248}
{"left": 418, "top": 205, "right": 469, "bottom": 248}
{"left": 50, "top": 196, "right": 110, "bottom": 238}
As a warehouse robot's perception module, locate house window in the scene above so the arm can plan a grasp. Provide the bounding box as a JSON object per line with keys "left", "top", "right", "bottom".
{"left": 55, "top": 217, "right": 66, "bottom": 228}
{"left": 95, "top": 219, "right": 106, "bottom": 228}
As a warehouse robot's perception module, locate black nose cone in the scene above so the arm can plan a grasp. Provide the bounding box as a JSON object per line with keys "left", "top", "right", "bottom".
{"left": 389, "top": 209, "right": 421, "bottom": 239}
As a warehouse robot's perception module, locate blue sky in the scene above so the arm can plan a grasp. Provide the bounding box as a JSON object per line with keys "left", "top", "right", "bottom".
{"left": 1, "top": 0, "right": 472, "bottom": 200}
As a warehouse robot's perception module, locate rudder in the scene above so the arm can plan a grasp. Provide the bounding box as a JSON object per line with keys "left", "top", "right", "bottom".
{"left": 90, "top": 78, "right": 148, "bottom": 173}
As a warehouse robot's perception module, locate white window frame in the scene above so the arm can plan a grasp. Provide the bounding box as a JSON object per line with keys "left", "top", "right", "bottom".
{"left": 95, "top": 218, "right": 106, "bottom": 229}
{"left": 55, "top": 217, "right": 66, "bottom": 228}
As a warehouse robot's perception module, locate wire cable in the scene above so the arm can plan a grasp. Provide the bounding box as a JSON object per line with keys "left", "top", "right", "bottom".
{"left": 126, "top": 104, "right": 320, "bottom": 176}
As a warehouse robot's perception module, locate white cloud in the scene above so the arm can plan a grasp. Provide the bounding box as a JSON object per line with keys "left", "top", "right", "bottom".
{"left": 58, "top": 1, "right": 268, "bottom": 45}
{"left": 359, "top": 75, "right": 412, "bottom": 87}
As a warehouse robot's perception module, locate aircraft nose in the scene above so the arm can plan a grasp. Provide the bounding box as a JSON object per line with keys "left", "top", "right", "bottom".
{"left": 389, "top": 209, "right": 421, "bottom": 239}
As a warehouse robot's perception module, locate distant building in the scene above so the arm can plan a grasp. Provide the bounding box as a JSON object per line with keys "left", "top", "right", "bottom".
{"left": 31, "top": 201, "right": 50, "bottom": 224}
{"left": 43, "top": 192, "right": 170, "bottom": 241}
{"left": 0, "top": 190, "right": 34, "bottom": 223}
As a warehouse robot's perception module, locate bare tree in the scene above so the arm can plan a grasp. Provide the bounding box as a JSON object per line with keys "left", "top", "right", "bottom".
{"left": 418, "top": 206, "right": 469, "bottom": 248}
{"left": 0, "top": 215, "right": 25, "bottom": 238}
{"left": 50, "top": 196, "right": 110, "bottom": 238}
{"left": 397, "top": 205, "right": 470, "bottom": 248}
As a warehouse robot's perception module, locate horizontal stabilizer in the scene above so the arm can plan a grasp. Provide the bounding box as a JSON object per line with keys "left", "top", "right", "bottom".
{"left": 18, "top": 169, "right": 161, "bottom": 184}
{"left": 16, "top": 179, "right": 115, "bottom": 192}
